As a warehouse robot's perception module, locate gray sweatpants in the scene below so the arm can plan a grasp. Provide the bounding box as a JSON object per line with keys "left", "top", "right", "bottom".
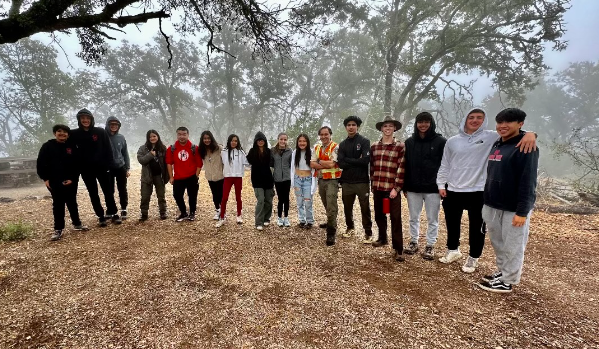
{"left": 254, "top": 188, "right": 274, "bottom": 226}
{"left": 406, "top": 192, "right": 441, "bottom": 246}
{"left": 482, "top": 205, "right": 531, "bottom": 285}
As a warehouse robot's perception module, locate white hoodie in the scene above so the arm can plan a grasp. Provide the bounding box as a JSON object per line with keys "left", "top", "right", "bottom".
{"left": 221, "top": 148, "right": 249, "bottom": 177}
{"left": 436, "top": 108, "right": 499, "bottom": 192}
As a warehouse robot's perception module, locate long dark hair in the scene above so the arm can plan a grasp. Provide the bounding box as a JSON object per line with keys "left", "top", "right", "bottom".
{"left": 145, "top": 129, "right": 166, "bottom": 153}
{"left": 295, "top": 133, "right": 311, "bottom": 167}
{"left": 226, "top": 134, "right": 243, "bottom": 164}
{"left": 199, "top": 130, "right": 219, "bottom": 159}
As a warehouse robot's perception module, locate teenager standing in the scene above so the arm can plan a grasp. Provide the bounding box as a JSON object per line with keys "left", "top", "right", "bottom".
{"left": 291, "top": 134, "right": 317, "bottom": 229}
{"left": 137, "top": 130, "right": 168, "bottom": 221}
{"left": 105, "top": 116, "right": 130, "bottom": 220}
{"left": 271, "top": 133, "right": 292, "bottom": 227}
{"left": 215, "top": 134, "right": 248, "bottom": 228}
{"left": 247, "top": 132, "right": 275, "bottom": 231}
{"left": 199, "top": 131, "right": 225, "bottom": 220}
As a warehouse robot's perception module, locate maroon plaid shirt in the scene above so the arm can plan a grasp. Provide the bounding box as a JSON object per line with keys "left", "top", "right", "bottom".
{"left": 370, "top": 138, "right": 405, "bottom": 192}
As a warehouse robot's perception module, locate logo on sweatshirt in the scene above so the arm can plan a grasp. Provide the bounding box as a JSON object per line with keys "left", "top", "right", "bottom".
{"left": 178, "top": 149, "right": 190, "bottom": 161}
{"left": 66, "top": 148, "right": 72, "bottom": 155}
{"left": 92, "top": 134, "right": 98, "bottom": 141}
{"left": 357, "top": 143, "right": 361, "bottom": 151}
{"left": 488, "top": 150, "right": 502, "bottom": 162}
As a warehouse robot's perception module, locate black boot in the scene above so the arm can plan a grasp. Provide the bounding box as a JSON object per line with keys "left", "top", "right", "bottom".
{"left": 326, "top": 227, "right": 336, "bottom": 246}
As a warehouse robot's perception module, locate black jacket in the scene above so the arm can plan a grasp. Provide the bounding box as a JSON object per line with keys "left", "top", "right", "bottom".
{"left": 246, "top": 132, "right": 275, "bottom": 189}
{"left": 338, "top": 133, "right": 370, "bottom": 184}
{"left": 484, "top": 133, "right": 539, "bottom": 216}
{"left": 37, "top": 139, "right": 78, "bottom": 185}
{"left": 69, "top": 108, "right": 114, "bottom": 170}
{"left": 403, "top": 119, "right": 446, "bottom": 193}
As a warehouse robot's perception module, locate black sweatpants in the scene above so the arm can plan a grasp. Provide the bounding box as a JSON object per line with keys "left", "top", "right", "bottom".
{"left": 48, "top": 181, "right": 81, "bottom": 230}
{"left": 274, "top": 180, "right": 291, "bottom": 217}
{"left": 373, "top": 190, "right": 403, "bottom": 252}
{"left": 442, "top": 190, "right": 486, "bottom": 258}
{"left": 173, "top": 175, "right": 199, "bottom": 215}
{"left": 208, "top": 179, "right": 224, "bottom": 210}
{"left": 80, "top": 167, "right": 117, "bottom": 218}
{"left": 110, "top": 166, "right": 128, "bottom": 210}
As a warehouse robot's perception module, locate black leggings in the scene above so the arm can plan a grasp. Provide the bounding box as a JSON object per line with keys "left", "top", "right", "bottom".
{"left": 208, "top": 179, "right": 224, "bottom": 210}
{"left": 274, "top": 180, "right": 291, "bottom": 217}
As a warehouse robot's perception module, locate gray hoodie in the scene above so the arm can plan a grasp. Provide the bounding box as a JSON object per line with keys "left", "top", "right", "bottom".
{"left": 436, "top": 108, "right": 499, "bottom": 192}
{"left": 105, "top": 116, "right": 130, "bottom": 170}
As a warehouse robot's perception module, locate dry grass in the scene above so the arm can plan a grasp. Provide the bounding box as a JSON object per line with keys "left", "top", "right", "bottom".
{"left": 0, "top": 170, "right": 598, "bottom": 348}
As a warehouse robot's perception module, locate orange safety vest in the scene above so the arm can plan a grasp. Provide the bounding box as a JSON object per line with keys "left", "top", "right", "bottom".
{"left": 315, "top": 142, "right": 342, "bottom": 180}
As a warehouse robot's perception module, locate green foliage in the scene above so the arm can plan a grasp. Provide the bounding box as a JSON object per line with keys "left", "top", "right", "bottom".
{"left": 0, "top": 221, "right": 34, "bottom": 242}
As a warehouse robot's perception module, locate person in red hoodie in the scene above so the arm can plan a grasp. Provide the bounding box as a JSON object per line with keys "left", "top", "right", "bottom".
{"left": 165, "top": 127, "right": 203, "bottom": 222}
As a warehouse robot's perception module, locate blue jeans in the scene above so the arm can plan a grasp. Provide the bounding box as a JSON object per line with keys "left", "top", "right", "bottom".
{"left": 294, "top": 175, "right": 314, "bottom": 224}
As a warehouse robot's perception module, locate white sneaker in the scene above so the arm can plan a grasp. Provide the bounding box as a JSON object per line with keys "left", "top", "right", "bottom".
{"left": 439, "top": 250, "right": 463, "bottom": 264}
{"left": 283, "top": 217, "right": 291, "bottom": 227}
{"left": 462, "top": 256, "right": 479, "bottom": 273}
{"left": 362, "top": 235, "right": 374, "bottom": 244}
{"left": 215, "top": 219, "right": 225, "bottom": 228}
{"left": 256, "top": 225, "right": 263, "bottom": 231}
{"left": 342, "top": 228, "right": 355, "bottom": 238}
{"left": 213, "top": 209, "right": 220, "bottom": 220}
{"left": 277, "top": 217, "right": 284, "bottom": 227}
{"left": 263, "top": 221, "right": 270, "bottom": 226}
{"left": 236, "top": 215, "right": 243, "bottom": 224}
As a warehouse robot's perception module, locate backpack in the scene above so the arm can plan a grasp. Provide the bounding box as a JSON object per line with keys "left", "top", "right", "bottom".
{"left": 171, "top": 143, "right": 197, "bottom": 156}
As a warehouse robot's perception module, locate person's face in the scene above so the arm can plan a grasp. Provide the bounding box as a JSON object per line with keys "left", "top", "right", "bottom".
{"left": 177, "top": 130, "right": 189, "bottom": 143}
{"left": 54, "top": 129, "right": 69, "bottom": 142}
{"left": 149, "top": 133, "right": 159, "bottom": 144}
{"left": 496, "top": 120, "right": 523, "bottom": 140}
{"left": 417, "top": 120, "right": 431, "bottom": 134}
{"left": 278, "top": 134, "right": 288, "bottom": 148}
{"left": 257, "top": 139, "right": 266, "bottom": 147}
{"left": 230, "top": 137, "right": 238, "bottom": 149}
{"left": 345, "top": 121, "right": 358, "bottom": 136}
{"left": 80, "top": 115, "right": 91, "bottom": 128}
{"left": 381, "top": 122, "right": 396, "bottom": 136}
{"left": 202, "top": 135, "right": 212, "bottom": 146}
{"left": 465, "top": 112, "right": 485, "bottom": 134}
{"left": 297, "top": 137, "right": 308, "bottom": 150}
{"left": 109, "top": 122, "right": 119, "bottom": 133}
{"left": 319, "top": 129, "right": 331, "bottom": 145}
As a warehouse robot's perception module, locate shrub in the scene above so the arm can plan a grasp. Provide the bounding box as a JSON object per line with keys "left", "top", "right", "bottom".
{"left": 0, "top": 221, "right": 34, "bottom": 242}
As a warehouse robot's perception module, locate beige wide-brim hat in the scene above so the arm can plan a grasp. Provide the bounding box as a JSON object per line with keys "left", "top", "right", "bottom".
{"left": 375, "top": 116, "right": 402, "bottom": 131}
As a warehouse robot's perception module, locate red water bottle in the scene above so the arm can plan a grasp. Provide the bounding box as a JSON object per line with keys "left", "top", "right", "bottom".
{"left": 383, "top": 198, "right": 390, "bottom": 214}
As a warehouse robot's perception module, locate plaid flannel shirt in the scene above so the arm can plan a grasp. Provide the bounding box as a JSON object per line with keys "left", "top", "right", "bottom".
{"left": 370, "top": 138, "right": 405, "bottom": 192}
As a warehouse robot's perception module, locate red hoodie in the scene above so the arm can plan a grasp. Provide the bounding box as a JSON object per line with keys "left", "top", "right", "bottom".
{"left": 165, "top": 141, "right": 203, "bottom": 180}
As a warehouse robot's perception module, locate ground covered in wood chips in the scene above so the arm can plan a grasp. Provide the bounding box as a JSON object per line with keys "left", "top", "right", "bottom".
{"left": 1, "top": 171, "right": 598, "bottom": 348}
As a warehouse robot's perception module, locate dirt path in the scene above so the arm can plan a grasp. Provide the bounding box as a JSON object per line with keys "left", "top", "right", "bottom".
{"left": 1, "top": 171, "right": 598, "bottom": 348}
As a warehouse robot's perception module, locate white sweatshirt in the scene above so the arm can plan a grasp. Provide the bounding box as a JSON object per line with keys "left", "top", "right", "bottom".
{"left": 221, "top": 148, "right": 249, "bottom": 178}
{"left": 436, "top": 108, "right": 499, "bottom": 192}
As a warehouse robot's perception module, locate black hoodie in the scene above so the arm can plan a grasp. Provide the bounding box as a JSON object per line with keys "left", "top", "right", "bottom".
{"left": 246, "top": 132, "right": 275, "bottom": 189}
{"left": 69, "top": 108, "right": 114, "bottom": 170}
{"left": 403, "top": 118, "right": 447, "bottom": 193}
{"left": 37, "top": 139, "right": 78, "bottom": 185}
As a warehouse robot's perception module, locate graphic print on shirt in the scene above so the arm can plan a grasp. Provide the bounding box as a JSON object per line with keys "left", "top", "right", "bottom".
{"left": 178, "top": 149, "right": 190, "bottom": 161}
{"left": 92, "top": 134, "right": 98, "bottom": 141}
{"left": 488, "top": 149, "right": 503, "bottom": 162}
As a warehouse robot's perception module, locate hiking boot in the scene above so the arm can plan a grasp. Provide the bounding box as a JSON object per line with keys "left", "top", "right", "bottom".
{"left": 481, "top": 271, "right": 503, "bottom": 283}
{"left": 215, "top": 219, "right": 225, "bottom": 228}
{"left": 73, "top": 224, "right": 89, "bottom": 231}
{"left": 439, "top": 249, "right": 463, "bottom": 264}
{"left": 236, "top": 215, "right": 243, "bottom": 224}
{"left": 256, "top": 225, "right": 264, "bottom": 231}
{"left": 160, "top": 213, "right": 168, "bottom": 220}
{"left": 283, "top": 217, "right": 291, "bottom": 227}
{"left": 319, "top": 223, "right": 327, "bottom": 229}
{"left": 121, "top": 210, "right": 128, "bottom": 220}
{"left": 99, "top": 217, "right": 108, "bottom": 227}
{"left": 176, "top": 213, "right": 189, "bottom": 222}
{"left": 342, "top": 228, "right": 355, "bottom": 238}
{"left": 111, "top": 214, "right": 122, "bottom": 225}
{"left": 372, "top": 240, "right": 388, "bottom": 247}
{"left": 462, "top": 256, "right": 479, "bottom": 273}
{"left": 188, "top": 212, "right": 196, "bottom": 221}
{"left": 394, "top": 251, "right": 405, "bottom": 262}
{"left": 213, "top": 209, "right": 220, "bottom": 221}
{"left": 422, "top": 245, "right": 435, "bottom": 260}
{"left": 139, "top": 215, "right": 148, "bottom": 222}
{"left": 51, "top": 229, "right": 63, "bottom": 241}
{"left": 264, "top": 221, "right": 270, "bottom": 226}
{"left": 477, "top": 279, "right": 512, "bottom": 293}
{"left": 404, "top": 241, "right": 419, "bottom": 255}
{"left": 362, "top": 235, "right": 374, "bottom": 244}
{"left": 277, "top": 217, "right": 284, "bottom": 227}
{"left": 298, "top": 222, "right": 306, "bottom": 229}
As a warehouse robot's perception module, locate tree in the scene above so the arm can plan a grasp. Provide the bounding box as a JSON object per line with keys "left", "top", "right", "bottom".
{"left": 0, "top": 0, "right": 318, "bottom": 64}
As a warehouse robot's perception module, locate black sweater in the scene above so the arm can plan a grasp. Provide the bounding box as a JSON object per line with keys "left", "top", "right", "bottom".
{"left": 246, "top": 132, "right": 275, "bottom": 189}
{"left": 403, "top": 119, "right": 446, "bottom": 193}
{"left": 69, "top": 127, "right": 114, "bottom": 170}
{"left": 338, "top": 133, "right": 370, "bottom": 184}
{"left": 484, "top": 133, "right": 539, "bottom": 216}
{"left": 37, "top": 139, "right": 78, "bottom": 185}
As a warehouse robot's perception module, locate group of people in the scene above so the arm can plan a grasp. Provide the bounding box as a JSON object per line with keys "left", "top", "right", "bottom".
{"left": 37, "top": 107, "right": 539, "bottom": 294}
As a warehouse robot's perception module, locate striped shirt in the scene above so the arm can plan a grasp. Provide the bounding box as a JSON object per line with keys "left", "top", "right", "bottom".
{"left": 370, "top": 138, "right": 405, "bottom": 192}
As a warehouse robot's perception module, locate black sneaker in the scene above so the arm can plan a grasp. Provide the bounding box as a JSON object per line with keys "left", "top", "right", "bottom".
{"left": 298, "top": 222, "right": 306, "bottom": 229}
{"left": 372, "top": 240, "right": 388, "bottom": 247}
{"left": 176, "top": 213, "right": 189, "bottom": 222}
{"left": 478, "top": 279, "right": 512, "bottom": 293}
{"left": 394, "top": 251, "right": 405, "bottom": 262}
{"left": 318, "top": 223, "right": 327, "bottom": 229}
{"left": 404, "top": 241, "right": 419, "bottom": 255}
{"left": 422, "top": 245, "right": 435, "bottom": 260}
{"left": 111, "top": 214, "right": 122, "bottom": 225}
{"left": 188, "top": 212, "right": 196, "bottom": 221}
{"left": 51, "top": 229, "right": 63, "bottom": 241}
{"left": 481, "top": 271, "right": 503, "bottom": 283}
{"left": 99, "top": 217, "right": 108, "bottom": 227}
{"left": 121, "top": 210, "right": 128, "bottom": 220}
{"left": 160, "top": 213, "right": 168, "bottom": 220}
{"left": 326, "top": 235, "right": 335, "bottom": 246}
{"left": 305, "top": 223, "right": 313, "bottom": 230}
{"left": 139, "top": 215, "right": 148, "bottom": 222}
{"left": 73, "top": 224, "right": 89, "bottom": 231}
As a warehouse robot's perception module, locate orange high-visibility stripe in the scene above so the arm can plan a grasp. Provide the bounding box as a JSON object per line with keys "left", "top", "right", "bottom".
{"left": 315, "top": 142, "right": 342, "bottom": 179}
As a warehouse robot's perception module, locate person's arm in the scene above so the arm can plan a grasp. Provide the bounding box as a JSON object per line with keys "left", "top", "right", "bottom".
{"left": 515, "top": 131, "right": 538, "bottom": 154}
{"left": 514, "top": 148, "right": 540, "bottom": 226}
{"left": 339, "top": 139, "right": 371, "bottom": 168}
{"left": 102, "top": 129, "right": 114, "bottom": 169}
{"left": 319, "top": 144, "right": 339, "bottom": 168}
{"left": 122, "top": 138, "right": 131, "bottom": 176}
{"left": 391, "top": 148, "right": 405, "bottom": 199}
{"left": 196, "top": 152, "right": 203, "bottom": 177}
{"left": 436, "top": 142, "right": 451, "bottom": 198}
{"left": 137, "top": 146, "right": 154, "bottom": 165}
{"left": 165, "top": 146, "right": 174, "bottom": 184}
{"left": 310, "top": 145, "right": 324, "bottom": 170}
{"left": 36, "top": 144, "right": 51, "bottom": 189}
